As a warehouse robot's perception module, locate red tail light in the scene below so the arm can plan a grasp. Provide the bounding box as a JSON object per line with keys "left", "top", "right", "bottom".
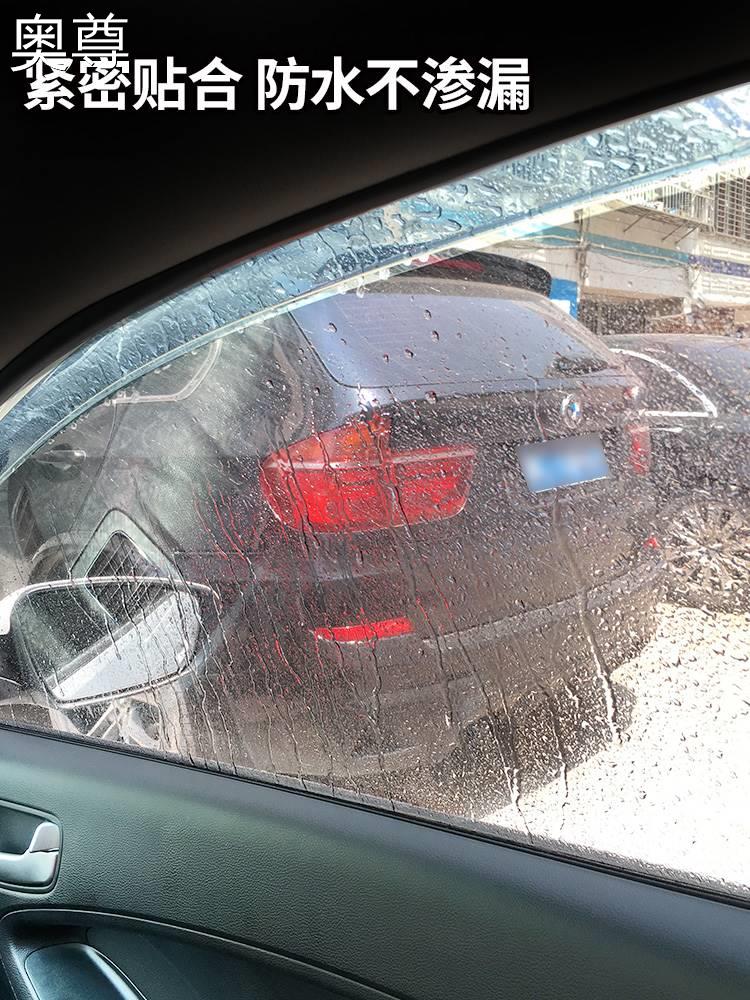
{"left": 627, "top": 423, "right": 651, "bottom": 475}
{"left": 260, "top": 414, "right": 475, "bottom": 533}
{"left": 314, "top": 617, "right": 414, "bottom": 643}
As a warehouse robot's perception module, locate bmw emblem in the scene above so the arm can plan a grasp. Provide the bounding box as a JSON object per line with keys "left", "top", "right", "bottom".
{"left": 561, "top": 395, "right": 582, "bottom": 428}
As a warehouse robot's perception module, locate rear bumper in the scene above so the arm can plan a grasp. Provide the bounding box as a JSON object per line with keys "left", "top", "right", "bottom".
{"left": 232, "top": 555, "right": 665, "bottom": 779}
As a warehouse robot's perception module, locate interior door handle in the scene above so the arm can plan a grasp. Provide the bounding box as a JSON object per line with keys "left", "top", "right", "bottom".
{"left": 0, "top": 821, "right": 60, "bottom": 888}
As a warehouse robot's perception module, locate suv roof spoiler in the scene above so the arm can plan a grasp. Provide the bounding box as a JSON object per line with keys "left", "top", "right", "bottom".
{"left": 410, "top": 251, "right": 552, "bottom": 297}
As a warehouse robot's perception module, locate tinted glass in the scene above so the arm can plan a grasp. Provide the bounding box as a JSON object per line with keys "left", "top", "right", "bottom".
{"left": 675, "top": 340, "right": 750, "bottom": 404}
{"left": 295, "top": 282, "right": 619, "bottom": 386}
{"left": 0, "top": 84, "right": 748, "bottom": 899}
{"left": 621, "top": 355, "right": 706, "bottom": 411}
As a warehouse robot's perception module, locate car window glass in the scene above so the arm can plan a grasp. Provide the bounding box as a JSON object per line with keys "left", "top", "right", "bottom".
{"left": 619, "top": 354, "right": 707, "bottom": 412}
{"left": 115, "top": 342, "right": 222, "bottom": 402}
{"left": 674, "top": 340, "right": 750, "bottom": 409}
{"left": 294, "top": 282, "right": 621, "bottom": 387}
{"left": 0, "top": 84, "right": 748, "bottom": 901}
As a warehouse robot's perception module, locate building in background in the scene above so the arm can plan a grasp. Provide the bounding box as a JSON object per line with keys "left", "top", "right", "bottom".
{"left": 495, "top": 166, "right": 750, "bottom": 336}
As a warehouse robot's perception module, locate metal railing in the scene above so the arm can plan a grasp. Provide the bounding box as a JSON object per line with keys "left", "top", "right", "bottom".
{"left": 622, "top": 170, "right": 750, "bottom": 240}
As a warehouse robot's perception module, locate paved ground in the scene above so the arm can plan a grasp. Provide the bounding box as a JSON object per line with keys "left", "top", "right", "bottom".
{"left": 482, "top": 602, "right": 750, "bottom": 894}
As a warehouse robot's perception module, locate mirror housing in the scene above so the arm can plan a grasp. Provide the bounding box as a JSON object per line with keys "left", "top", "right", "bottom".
{"left": 0, "top": 577, "right": 214, "bottom": 706}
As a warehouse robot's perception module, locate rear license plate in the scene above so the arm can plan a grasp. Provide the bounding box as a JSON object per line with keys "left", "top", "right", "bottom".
{"left": 519, "top": 434, "right": 610, "bottom": 493}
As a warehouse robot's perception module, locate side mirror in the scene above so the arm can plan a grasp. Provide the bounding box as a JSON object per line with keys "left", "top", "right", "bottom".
{"left": 0, "top": 577, "right": 215, "bottom": 706}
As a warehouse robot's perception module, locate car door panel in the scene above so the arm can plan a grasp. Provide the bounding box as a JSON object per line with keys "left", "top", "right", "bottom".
{"left": 0, "top": 727, "right": 747, "bottom": 1000}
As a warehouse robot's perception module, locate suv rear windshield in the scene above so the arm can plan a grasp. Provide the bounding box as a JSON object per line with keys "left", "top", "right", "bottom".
{"left": 292, "top": 278, "right": 622, "bottom": 387}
